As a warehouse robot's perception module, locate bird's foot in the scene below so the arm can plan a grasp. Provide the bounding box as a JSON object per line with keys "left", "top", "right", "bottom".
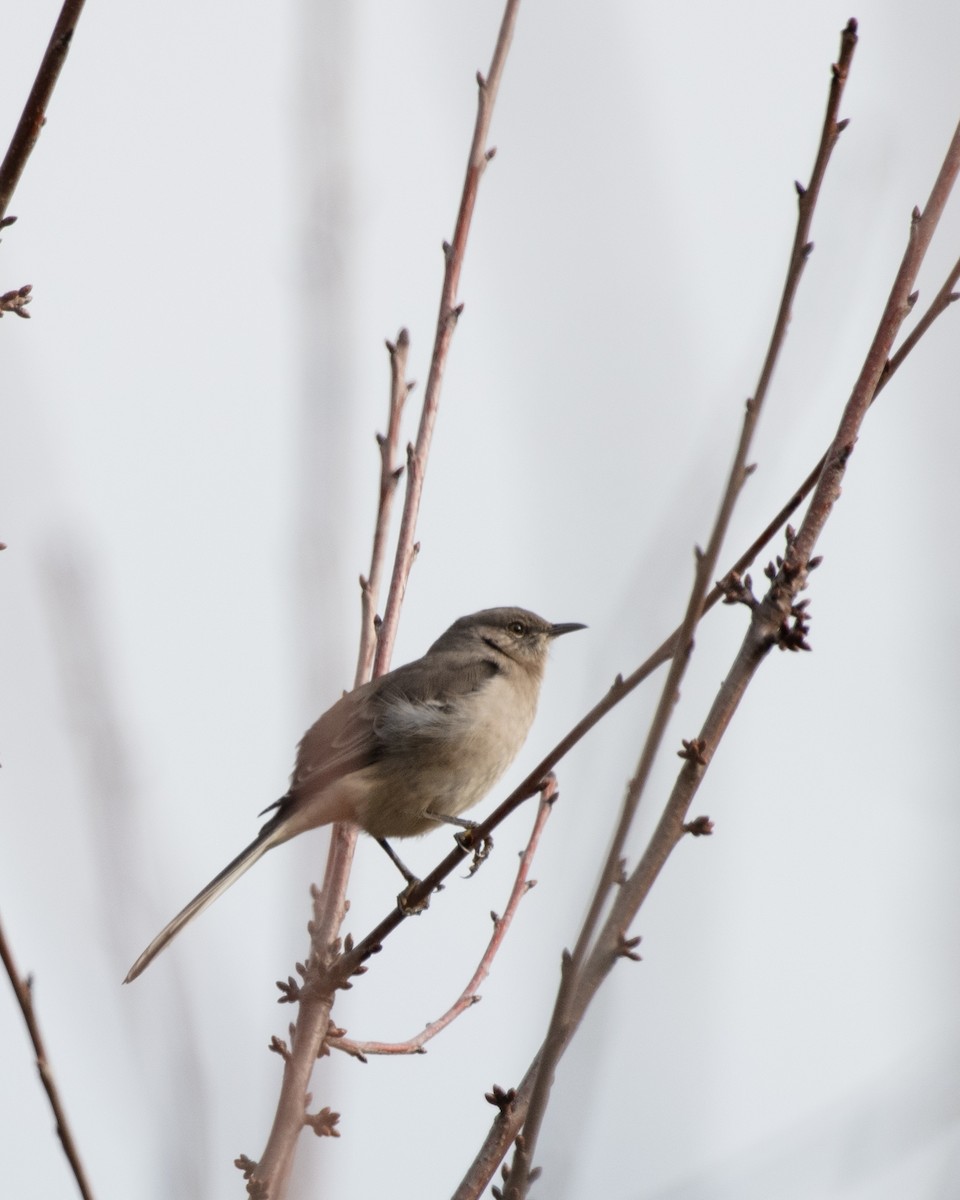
{"left": 396, "top": 880, "right": 431, "bottom": 915}
{"left": 455, "top": 826, "right": 494, "bottom": 876}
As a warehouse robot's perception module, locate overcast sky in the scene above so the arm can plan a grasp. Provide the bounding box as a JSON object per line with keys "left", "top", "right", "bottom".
{"left": 2, "top": 2, "right": 959, "bottom": 1198}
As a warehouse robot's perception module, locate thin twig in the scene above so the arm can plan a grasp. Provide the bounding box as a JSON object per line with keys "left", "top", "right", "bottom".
{"left": 375, "top": 0, "right": 521, "bottom": 675}
{"left": 356, "top": 329, "right": 412, "bottom": 685}
{"left": 0, "top": 0, "right": 87, "bottom": 222}
{"left": 787, "top": 120, "right": 960, "bottom": 572}
{"left": 331, "top": 779, "right": 555, "bottom": 1059}
{"left": 0, "top": 916, "right": 97, "bottom": 1200}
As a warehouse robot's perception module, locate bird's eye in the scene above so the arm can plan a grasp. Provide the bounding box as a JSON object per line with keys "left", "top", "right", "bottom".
{"left": 508, "top": 621, "right": 526, "bottom": 636}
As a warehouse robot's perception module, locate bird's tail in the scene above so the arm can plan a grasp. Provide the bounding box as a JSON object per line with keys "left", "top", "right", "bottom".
{"left": 124, "top": 819, "right": 284, "bottom": 983}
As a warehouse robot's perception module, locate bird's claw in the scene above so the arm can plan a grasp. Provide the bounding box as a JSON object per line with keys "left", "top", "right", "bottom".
{"left": 396, "top": 880, "right": 431, "bottom": 915}
{"left": 456, "top": 828, "right": 494, "bottom": 876}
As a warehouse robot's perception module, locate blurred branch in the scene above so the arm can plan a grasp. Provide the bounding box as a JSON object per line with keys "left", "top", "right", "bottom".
{"left": 0, "top": 915, "right": 96, "bottom": 1200}
{"left": 0, "top": 0, "right": 87, "bottom": 223}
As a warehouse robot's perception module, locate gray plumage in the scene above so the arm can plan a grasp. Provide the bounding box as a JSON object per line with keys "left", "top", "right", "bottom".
{"left": 124, "top": 607, "right": 583, "bottom": 982}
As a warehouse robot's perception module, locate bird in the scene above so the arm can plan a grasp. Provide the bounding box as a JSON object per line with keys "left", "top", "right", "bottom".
{"left": 124, "top": 607, "right": 584, "bottom": 982}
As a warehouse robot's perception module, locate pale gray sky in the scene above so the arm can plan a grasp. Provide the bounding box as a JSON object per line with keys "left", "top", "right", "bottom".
{"left": 2, "top": 2, "right": 959, "bottom": 1198}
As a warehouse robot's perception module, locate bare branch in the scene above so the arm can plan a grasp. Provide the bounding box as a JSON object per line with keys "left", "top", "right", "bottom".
{"left": 355, "top": 329, "right": 412, "bottom": 685}
{"left": 252, "top": 829, "right": 357, "bottom": 1193}
{"left": 375, "top": 0, "right": 521, "bottom": 675}
{"left": 0, "top": 0, "right": 88, "bottom": 222}
{"left": 0, "top": 916, "right": 97, "bottom": 1200}
{"left": 786, "top": 118, "right": 960, "bottom": 574}
{"left": 331, "top": 779, "right": 555, "bottom": 1058}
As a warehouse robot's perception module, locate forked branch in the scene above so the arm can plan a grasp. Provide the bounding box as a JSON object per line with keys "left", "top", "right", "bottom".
{"left": 330, "top": 779, "right": 555, "bottom": 1059}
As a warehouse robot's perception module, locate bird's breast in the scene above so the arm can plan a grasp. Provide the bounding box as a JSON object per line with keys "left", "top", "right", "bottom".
{"left": 358, "top": 671, "right": 539, "bottom": 837}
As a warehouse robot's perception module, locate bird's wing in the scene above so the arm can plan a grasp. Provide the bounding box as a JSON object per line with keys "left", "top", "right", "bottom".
{"left": 372, "top": 650, "right": 500, "bottom": 713}
{"left": 287, "top": 651, "right": 500, "bottom": 797}
{"left": 287, "top": 676, "right": 382, "bottom": 795}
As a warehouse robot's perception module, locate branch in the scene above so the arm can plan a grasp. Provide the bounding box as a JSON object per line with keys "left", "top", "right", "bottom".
{"left": 0, "top": 915, "right": 97, "bottom": 1200}
{"left": 0, "top": 0, "right": 87, "bottom": 223}
{"left": 786, "top": 117, "right": 960, "bottom": 572}
{"left": 330, "top": 779, "right": 555, "bottom": 1059}
{"left": 355, "top": 329, "right": 412, "bottom": 685}
{"left": 375, "top": 0, "right": 521, "bottom": 675}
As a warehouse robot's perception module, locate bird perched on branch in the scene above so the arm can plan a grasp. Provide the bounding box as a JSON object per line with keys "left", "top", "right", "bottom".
{"left": 125, "top": 607, "right": 584, "bottom": 982}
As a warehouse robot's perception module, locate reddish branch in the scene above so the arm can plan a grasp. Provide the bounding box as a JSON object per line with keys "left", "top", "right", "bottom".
{"left": 375, "top": 0, "right": 521, "bottom": 675}
{"left": 249, "top": 332, "right": 410, "bottom": 1195}
{"left": 355, "top": 330, "right": 412, "bottom": 685}
{"left": 330, "top": 779, "right": 555, "bottom": 1060}
{"left": 786, "top": 121, "right": 960, "bottom": 572}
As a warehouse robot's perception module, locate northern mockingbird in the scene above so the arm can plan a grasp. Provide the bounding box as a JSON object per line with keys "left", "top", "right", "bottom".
{"left": 125, "top": 606, "right": 583, "bottom": 981}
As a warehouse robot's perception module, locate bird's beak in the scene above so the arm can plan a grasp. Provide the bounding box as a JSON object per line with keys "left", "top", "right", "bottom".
{"left": 548, "top": 622, "right": 587, "bottom": 638}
